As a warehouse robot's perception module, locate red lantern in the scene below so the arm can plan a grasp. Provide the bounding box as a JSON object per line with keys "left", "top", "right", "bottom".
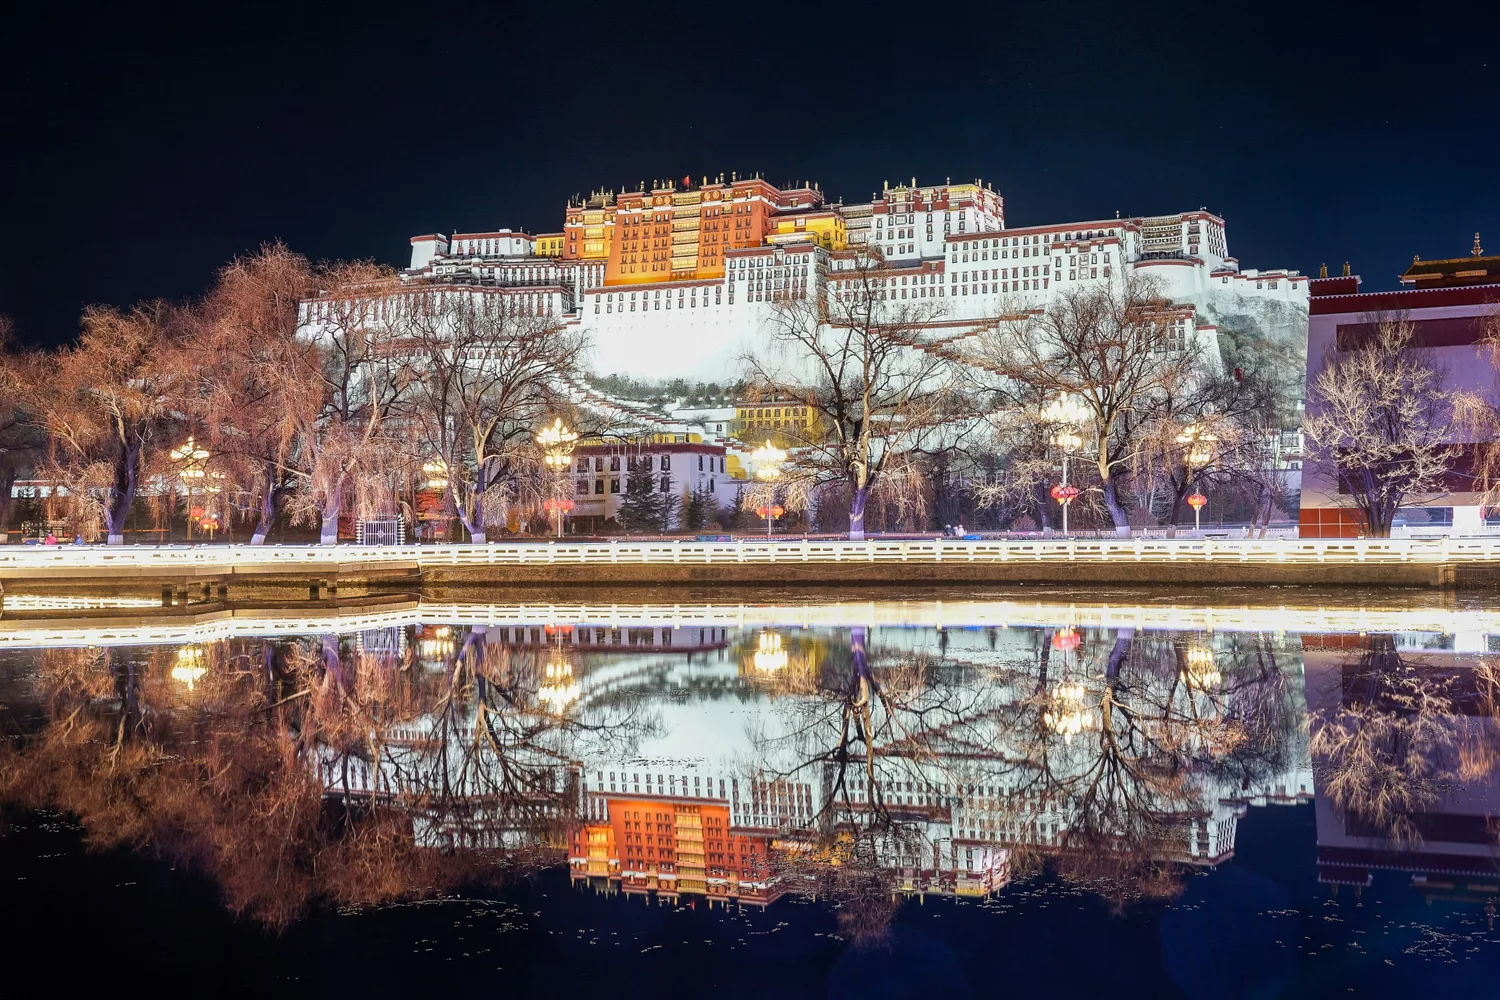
{"left": 756, "top": 505, "right": 785, "bottom": 518}
{"left": 1186, "top": 493, "right": 1207, "bottom": 510}
{"left": 1049, "top": 484, "right": 1080, "bottom": 503}
{"left": 542, "top": 498, "right": 575, "bottom": 513}
{"left": 1051, "top": 627, "right": 1081, "bottom": 652}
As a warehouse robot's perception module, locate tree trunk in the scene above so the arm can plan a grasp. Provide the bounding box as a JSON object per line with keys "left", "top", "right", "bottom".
{"left": 249, "top": 464, "right": 284, "bottom": 545}
{"left": 457, "top": 482, "right": 484, "bottom": 543}
{"left": 106, "top": 441, "right": 140, "bottom": 545}
{"left": 848, "top": 484, "right": 869, "bottom": 541}
{"left": 1101, "top": 475, "right": 1131, "bottom": 537}
{"left": 1256, "top": 487, "right": 1273, "bottom": 539}
{"left": 850, "top": 625, "right": 871, "bottom": 685}
{"left": 319, "top": 481, "right": 344, "bottom": 545}
{"left": 1032, "top": 481, "right": 1053, "bottom": 534}
{"left": 1038, "top": 629, "right": 1052, "bottom": 691}
{"left": 1105, "top": 628, "right": 1134, "bottom": 679}
{"left": 322, "top": 634, "right": 346, "bottom": 690}
{"left": 1166, "top": 492, "right": 1184, "bottom": 539}
{"left": 0, "top": 468, "right": 17, "bottom": 535}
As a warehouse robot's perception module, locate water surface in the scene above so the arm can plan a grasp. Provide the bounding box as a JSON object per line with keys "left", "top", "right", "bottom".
{"left": 2, "top": 587, "right": 1498, "bottom": 997}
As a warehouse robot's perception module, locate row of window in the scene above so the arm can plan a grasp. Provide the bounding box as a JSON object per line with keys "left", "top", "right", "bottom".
{"left": 576, "top": 454, "right": 725, "bottom": 473}
{"left": 578, "top": 476, "right": 682, "bottom": 495}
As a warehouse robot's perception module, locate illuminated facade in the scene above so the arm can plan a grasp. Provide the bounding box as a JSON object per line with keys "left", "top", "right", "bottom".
{"left": 394, "top": 173, "right": 1307, "bottom": 382}
{"left": 568, "top": 432, "right": 736, "bottom": 527}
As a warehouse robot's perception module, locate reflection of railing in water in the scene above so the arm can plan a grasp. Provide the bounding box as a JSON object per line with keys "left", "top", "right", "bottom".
{"left": 5, "top": 535, "right": 1500, "bottom": 576}
{"left": 3, "top": 598, "right": 1499, "bottom": 648}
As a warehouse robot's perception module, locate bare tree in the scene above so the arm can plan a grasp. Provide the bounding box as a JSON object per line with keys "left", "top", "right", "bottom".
{"left": 1302, "top": 315, "right": 1453, "bottom": 537}
{"left": 968, "top": 387, "right": 1064, "bottom": 532}
{"left": 1307, "top": 636, "right": 1500, "bottom": 846}
{"left": 295, "top": 262, "right": 413, "bottom": 544}
{"left": 196, "top": 243, "right": 324, "bottom": 543}
{"left": 398, "top": 289, "right": 587, "bottom": 542}
{"left": 969, "top": 275, "right": 1206, "bottom": 536}
{"left": 14, "top": 303, "right": 189, "bottom": 542}
{"left": 745, "top": 250, "right": 958, "bottom": 539}
{"left": 0, "top": 318, "right": 46, "bottom": 536}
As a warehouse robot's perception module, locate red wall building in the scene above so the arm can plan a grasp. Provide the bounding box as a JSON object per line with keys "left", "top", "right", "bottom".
{"left": 1300, "top": 240, "right": 1500, "bottom": 538}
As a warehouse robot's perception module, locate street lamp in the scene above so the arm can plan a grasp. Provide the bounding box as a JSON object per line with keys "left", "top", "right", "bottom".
{"left": 751, "top": 441, "right": 787, "bottom": 537}
{"left": 1042, "top": 395, "right": 1086, "bottom": 536}
{"left": 536, "top": 418, "right": 579, "bottom": 537}
{"left": 423, "top": 458, "right": 449, "bottom": 490}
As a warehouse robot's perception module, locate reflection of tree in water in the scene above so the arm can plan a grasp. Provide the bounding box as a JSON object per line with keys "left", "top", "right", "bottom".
{"left": 0, "top": 627, "right": 652, "bottom": 927}
{"left": 754, "top": 625, "right": 1298, "bottom": 930}
{"left": 1310, "top": 634, "right": 1500, "bottom": 847}
{"left": 759, "top": 625, "right": 959, "bottom": 944}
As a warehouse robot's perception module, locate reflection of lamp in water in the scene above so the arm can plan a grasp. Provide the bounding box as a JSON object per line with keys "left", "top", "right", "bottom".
{"left": 1181, "top": 645, "right": 1220, "bottom": 689}
{"left": 538, "top": 650, "right": 581, "bottom": 709}
{"left": 171, "top": 645, "right": 207, "bottom": 689}
{"left": 1044, "top": 680, "right": 1093, "bottom": 741}
{"left": 753, "top": 631, "right": 788, "bottom": 673}
{"left": 418, "top": 625, "right": 454, "bottom": 659}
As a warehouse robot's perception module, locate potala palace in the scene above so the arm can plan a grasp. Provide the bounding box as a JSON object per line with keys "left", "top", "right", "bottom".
{"left": 396, "top": 174, "right": 1309, "bottom": 381}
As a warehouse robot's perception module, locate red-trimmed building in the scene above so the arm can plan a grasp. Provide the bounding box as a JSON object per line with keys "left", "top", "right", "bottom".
{"left": 1300, "top": 239, "right": 1500, "bottom": 538}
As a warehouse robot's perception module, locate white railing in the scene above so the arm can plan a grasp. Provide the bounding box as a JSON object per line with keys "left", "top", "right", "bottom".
{"left": 2, "top": 535, "right": 1500, "bottom": 575}
{"left": 2, "top": 597, "right": 1498, "bottom": 650}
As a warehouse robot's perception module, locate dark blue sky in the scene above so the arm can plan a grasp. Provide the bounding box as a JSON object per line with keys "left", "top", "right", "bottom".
{"left": 4, "top": 1, "right": 1498, "bottom": 348}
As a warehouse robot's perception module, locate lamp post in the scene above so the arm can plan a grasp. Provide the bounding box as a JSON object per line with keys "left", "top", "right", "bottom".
{"left": 750, "top": 441, "right": 787, "bottom": 537}
{"left": 169, "top": 437, "right": 210, "bottom": 542}
{"left": 1042, "top": 395, "right": 1086, "bottom": 536}
{"left": 536, "top": 418, "right": 579, "bottom": 538}
{"left": 1174, "top": 423, "right": 1218, "bottom": 536}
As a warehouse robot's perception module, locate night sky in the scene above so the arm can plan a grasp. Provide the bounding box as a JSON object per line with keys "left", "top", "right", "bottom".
{"left": 4, "top": 2, "right": 1498, "bottom": 350}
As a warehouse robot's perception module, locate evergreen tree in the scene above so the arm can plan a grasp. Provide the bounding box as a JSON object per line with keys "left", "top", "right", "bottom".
{"left": 683, "top": 485, "right": 705, "bottom": 532}
{"left": 682, "top": 482, "right": 719, "bottom": 533}
{"left": 616, "top": 457, "right": 661, "bottom": 533}
{"left": 657, "top": 473, "right": 679, "bottom": 532}
{"left": 726, "top": 485, "right": 748, "bottom": 532}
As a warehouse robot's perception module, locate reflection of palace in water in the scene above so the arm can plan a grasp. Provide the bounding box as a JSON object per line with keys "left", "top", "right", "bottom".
{"left": 308, "top": 615, "right": 1323, "bottom": 906}
{"left": 1306, "top": 636, "right": 1500, "bottom": 902}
